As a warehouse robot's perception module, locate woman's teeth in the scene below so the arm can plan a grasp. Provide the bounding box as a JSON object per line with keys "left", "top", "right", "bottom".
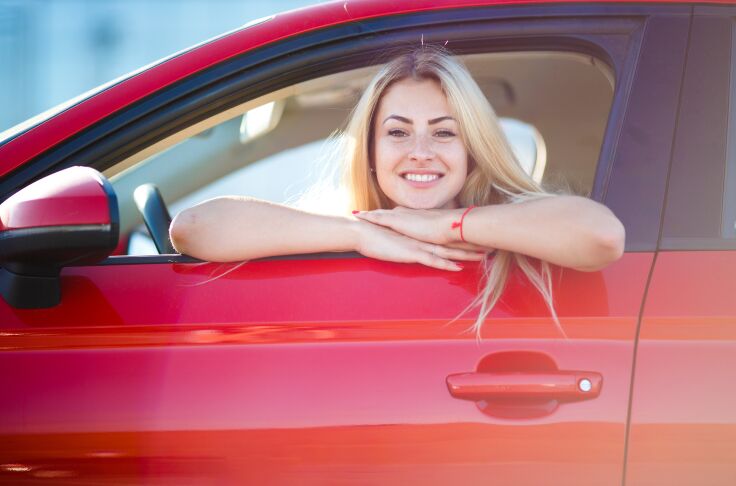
{"left": 404, "top": 173, "right": 440, "bottom": 182}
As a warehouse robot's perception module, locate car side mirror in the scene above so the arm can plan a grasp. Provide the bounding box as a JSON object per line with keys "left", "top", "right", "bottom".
{"left": 0, "top": 166, "right": 119, "bottom": 309}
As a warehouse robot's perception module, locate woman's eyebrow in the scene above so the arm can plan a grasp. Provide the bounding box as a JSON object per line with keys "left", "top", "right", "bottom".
{"left": 382, "top": 115, "right": 456, "bottom": 125}
{"left": 383, "top": 114, "right": 412, "bottom": 125}
{"left": 428, "top": 116, "right": 456, "bottom": 125}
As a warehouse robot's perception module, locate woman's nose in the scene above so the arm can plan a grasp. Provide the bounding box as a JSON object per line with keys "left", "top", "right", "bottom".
{"left": 408, "top": 134, "right": 435, "bottom": 161}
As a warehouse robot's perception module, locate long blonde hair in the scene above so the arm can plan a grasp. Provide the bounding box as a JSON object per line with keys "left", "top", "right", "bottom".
{"left": 341, "top": 46, "right": 560, "bottom": 337}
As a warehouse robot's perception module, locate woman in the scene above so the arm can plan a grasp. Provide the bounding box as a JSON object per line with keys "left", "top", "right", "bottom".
{"left": 170, "top": 46, "right": 625, "bottom": 333}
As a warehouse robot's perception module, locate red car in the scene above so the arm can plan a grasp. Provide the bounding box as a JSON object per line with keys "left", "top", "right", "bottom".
{"left": 1, "top": 0, "right": 734, "bottom": 484}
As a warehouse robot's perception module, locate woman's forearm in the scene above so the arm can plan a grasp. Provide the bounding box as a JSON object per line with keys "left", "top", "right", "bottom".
{"left": 456, "top": 196, "right": 625, "bottom": 271}
{"left": 170, "top": 196, "right": 359, "bottom": 262}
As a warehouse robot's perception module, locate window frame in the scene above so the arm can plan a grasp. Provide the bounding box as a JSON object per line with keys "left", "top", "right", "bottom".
{"left": 0, "top": 4, "right": 691, "bottom": 264}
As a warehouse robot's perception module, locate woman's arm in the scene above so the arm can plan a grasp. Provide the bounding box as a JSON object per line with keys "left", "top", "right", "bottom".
{"left": 459, "top": 196, "right": 625, "bottom": 271}
{"left": 169, "top": 196, "right": 482, "bottom": 269}
{"left": 353, "top": 195, "right": 625, "bottom": 272}
{"left": 170, "top": 196, "right": 356, "bottom": 262}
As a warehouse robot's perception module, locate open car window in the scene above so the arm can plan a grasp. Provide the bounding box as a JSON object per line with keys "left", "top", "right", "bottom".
{"left": 108, "top": 50, "right": 615, "bottom": 256}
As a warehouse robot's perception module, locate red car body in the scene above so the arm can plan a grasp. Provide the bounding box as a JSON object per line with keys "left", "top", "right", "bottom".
{"left": 1, "top": 0, "right": 735, "bottom": 484}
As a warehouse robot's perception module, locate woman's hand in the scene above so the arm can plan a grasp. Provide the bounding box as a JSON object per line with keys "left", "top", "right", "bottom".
{"left": 353, "top": 207, "right": 490, "bottom": 251}
{"left": 353, "top": 219, "right": 483, "bottom": 272}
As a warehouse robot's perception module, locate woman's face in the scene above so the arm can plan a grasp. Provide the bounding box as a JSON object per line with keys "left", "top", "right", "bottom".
{"left": 372, "top": 78, "right": 468, "bottom": 209}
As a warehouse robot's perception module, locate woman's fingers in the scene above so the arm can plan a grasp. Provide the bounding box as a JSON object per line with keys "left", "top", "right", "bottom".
{"left": 354, "top": 210, "right": 395, "bottom": 229}
{"left": 354, "top": 209, "right": 448, "bottom": 244}
{"left": 412, "top": 243, "right": 487, "bottom": 272}
{"left": 415, "top": 248, "right": 464, "bottom": 271}
{"left": 419, "top": 243, "right": 484, "bottom": 261}
{"left": 356, "top": 219, "right": 476, "bottom": 272}
{"left": 445, "top": 241, "right": 493, "bottom": 253}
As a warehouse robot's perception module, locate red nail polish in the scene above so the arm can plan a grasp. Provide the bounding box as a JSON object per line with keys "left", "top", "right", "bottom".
{"left": 456, "top": 263, "right": 464, "bottom": 269}
{"left": 352, "top": 210, "right": 360, "bottom": 214}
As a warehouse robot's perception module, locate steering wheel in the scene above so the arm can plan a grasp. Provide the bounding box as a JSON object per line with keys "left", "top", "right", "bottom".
{"left": 133, "top": 184, "right": 176, "bottom": 254}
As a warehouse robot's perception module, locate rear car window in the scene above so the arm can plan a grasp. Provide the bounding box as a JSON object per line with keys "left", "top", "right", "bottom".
{"left": 723, "top": 19, "right": 736, "bottom": 239}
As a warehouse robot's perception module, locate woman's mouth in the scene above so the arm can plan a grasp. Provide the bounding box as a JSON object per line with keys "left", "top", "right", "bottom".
{"left": 401, "top": 172, "right": 444, "bottom": 186}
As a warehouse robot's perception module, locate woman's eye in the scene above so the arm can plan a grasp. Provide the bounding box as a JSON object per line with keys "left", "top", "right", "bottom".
{"left": 388, "top": 129, "right": 408, "bottom": 137}
{"left": 434, "top": 129, "right": 456, "bottom": 138}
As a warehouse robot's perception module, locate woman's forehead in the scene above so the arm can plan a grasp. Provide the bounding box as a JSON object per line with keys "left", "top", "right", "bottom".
{"left": 376, "top": 78, "right": 454, "bottom": 121}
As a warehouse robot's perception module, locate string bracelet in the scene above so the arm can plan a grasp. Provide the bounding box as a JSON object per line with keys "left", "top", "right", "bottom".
{"left": 451, "top": 205, "right": 476, "bottom": 243}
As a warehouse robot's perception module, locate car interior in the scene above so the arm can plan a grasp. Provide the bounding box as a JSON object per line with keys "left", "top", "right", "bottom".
{"left": 103, "top": 50, "right": 615, "bottom": 255}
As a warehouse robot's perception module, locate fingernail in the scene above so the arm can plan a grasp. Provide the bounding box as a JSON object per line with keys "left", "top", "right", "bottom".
{"left": 352, "top": 210, "right": 360, "bottom": 214}
{"left": 456, "top": 263, "right": 464, "bottom": 269}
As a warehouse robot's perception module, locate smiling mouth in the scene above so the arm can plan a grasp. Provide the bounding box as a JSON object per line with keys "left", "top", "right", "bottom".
{"left": 401, "top": 173, "right": 444, "bottom": 183}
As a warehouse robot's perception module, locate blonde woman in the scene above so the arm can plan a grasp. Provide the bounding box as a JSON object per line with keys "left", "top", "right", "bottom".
{"left": 169, "top": 47, "right": 625, "bottom": 333}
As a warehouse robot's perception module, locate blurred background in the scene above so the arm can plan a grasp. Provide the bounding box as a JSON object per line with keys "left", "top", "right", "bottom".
{"left": 0, "top": 0, "right": 324, "bottom": 132}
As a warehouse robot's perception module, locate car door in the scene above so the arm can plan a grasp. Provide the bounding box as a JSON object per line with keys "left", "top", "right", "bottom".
{"left": 0, "top": 4, "right": 688, "bottom": 485}
{"left": 626, "top": 7, "right": 736, "bottom": 486}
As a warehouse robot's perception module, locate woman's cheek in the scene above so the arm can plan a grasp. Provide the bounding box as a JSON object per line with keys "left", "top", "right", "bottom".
{"left": 374, "top": 146, "right": 405, "bottom": 176}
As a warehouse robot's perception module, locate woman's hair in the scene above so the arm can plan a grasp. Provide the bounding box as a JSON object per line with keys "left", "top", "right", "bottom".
{"left": 339, "top": 46, "right": 560, "bottom": 337}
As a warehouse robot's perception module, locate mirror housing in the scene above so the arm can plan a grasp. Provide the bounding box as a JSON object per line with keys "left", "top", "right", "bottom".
{"left": 0, "top": 166, "right": 119, "bottom": 309}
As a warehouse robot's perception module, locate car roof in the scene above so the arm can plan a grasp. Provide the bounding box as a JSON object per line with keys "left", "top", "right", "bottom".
{"left": 0, "top": 0, "right": 731, "bottom": 178}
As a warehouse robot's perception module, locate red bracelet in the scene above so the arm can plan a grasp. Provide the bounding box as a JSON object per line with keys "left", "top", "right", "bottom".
{"left": 451, "top": 205, "right": 476, "bottom": 242}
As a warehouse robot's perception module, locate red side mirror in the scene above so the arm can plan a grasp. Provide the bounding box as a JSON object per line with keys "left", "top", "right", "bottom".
{"left": 0, "top": 166, "right": 119, "bottom": 308}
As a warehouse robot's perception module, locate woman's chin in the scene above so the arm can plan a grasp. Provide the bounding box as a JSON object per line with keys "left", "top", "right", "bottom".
{"left": 392, "top": 196, "right": 458, "bottom": 210}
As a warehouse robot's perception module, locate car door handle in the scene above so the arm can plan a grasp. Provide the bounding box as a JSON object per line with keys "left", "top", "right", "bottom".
{"left": 446, "top": 370, "right": 602, "bottom": 401}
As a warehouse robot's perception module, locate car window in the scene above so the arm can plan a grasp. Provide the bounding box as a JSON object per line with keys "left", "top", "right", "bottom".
{"left": 128, "top": 139, "right": 328, "bottom": 255}
{"left": 110, "top": 50, "right": 615, "bottom": 255}
{"left": 659, "top": 13, "right": 732, "bottom": 250}
{"left": 723, "top": 19, "right": 736, "bottom": 239}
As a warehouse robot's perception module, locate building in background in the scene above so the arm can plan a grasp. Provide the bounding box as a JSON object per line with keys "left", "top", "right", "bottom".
{"left": 0, "top": 0, "right": 320, "bottom": 132}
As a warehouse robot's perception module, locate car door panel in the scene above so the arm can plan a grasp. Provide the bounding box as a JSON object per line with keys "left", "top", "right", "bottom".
{"left": 1, "top": 255, "right": 650, "bottom": 485}
{"left": 627, "top": 253, "right": 736, "bottom": 485}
